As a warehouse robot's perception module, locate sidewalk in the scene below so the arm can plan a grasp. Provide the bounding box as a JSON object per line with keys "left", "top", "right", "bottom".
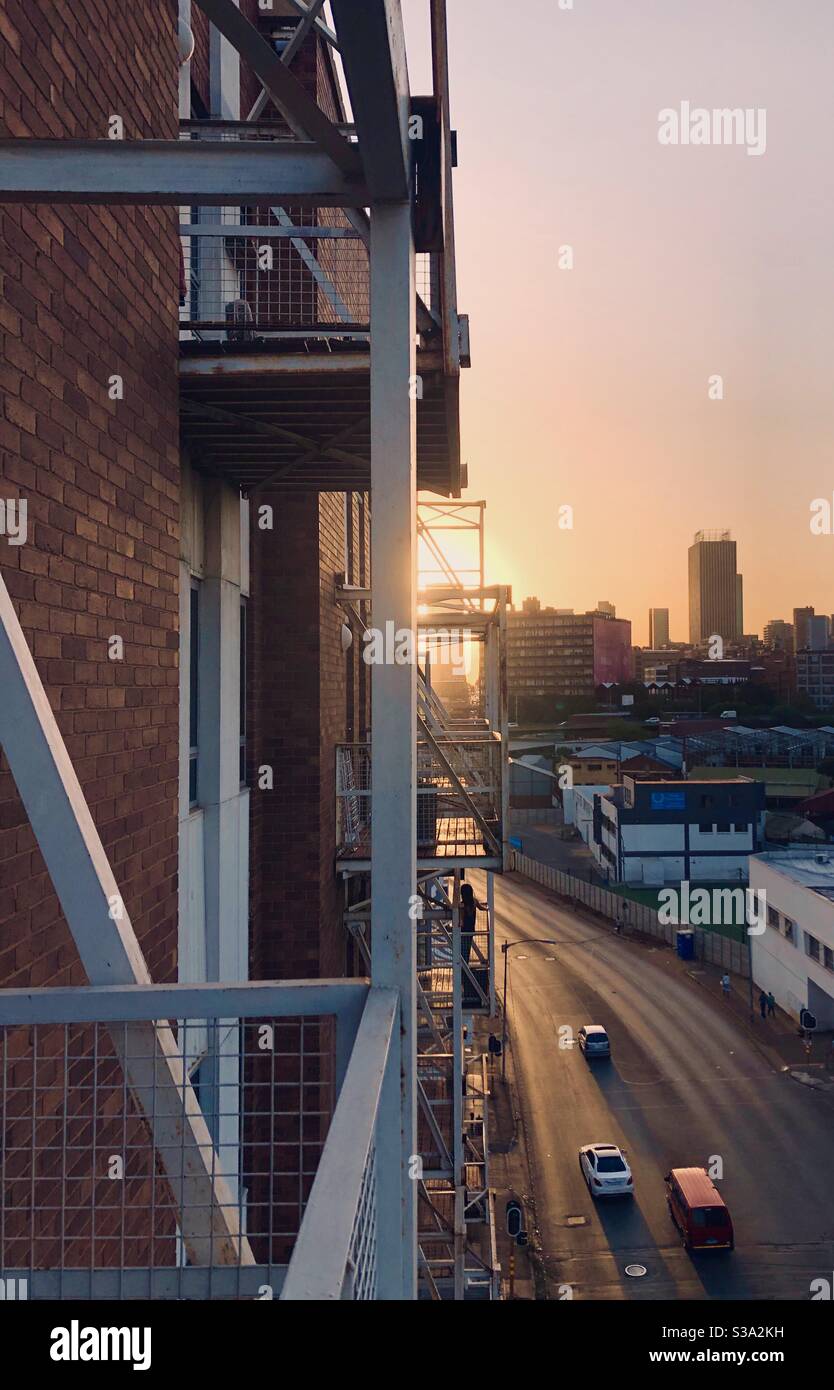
{"left": 476, "top": 1015, "right": 539, "bottom": 1299}
{"left": 675, "top": 949, "right": 834, "bottom": 1077}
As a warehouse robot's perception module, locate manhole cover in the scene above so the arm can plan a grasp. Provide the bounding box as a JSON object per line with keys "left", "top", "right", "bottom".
{"left": 625, "top": 1263, "right": 647, "bottom": 1278}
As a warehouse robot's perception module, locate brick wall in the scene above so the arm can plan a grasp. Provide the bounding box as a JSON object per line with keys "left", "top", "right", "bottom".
{"left": 0, "top": 0, "right": 181, "bottom": 980}
{"left": 0, "top": 0, "right": 181, "bottom": 1272}
{"left": 248, "top": 489, "right": 370, "bottom": 983}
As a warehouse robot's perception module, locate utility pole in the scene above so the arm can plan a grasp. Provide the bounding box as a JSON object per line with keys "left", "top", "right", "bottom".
{"left": 501, "top": 940, "right": 509, "bottom": 1080}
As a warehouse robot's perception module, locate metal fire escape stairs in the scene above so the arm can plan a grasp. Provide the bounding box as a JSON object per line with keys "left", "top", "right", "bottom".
{"left": 338, "top": 502, "right": 510, "bottom": 1299}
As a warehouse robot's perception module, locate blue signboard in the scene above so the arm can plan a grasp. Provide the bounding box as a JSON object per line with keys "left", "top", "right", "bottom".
{"left": 650, "top": 790, "right": 685, "bottom": 811}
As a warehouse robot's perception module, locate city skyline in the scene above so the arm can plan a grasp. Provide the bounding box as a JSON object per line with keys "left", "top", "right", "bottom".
{"left": 404, "top": 0, "right": 834, "bottom": 643}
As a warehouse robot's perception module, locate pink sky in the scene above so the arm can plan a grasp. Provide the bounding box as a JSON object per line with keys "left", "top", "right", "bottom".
{"left": 404, "top": 0, "right": 834, "bottom": 644}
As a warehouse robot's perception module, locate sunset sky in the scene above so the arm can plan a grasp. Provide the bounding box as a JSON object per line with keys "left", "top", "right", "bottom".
{"left": 404, "top": 0, "right": 834, "bottom": 644}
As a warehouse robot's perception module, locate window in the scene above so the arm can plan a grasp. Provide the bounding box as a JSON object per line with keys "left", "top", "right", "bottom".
{"left": 824, "top": 945, "right": 834, "bottom": 973}
{"left": 805, "top": 933, "right": 820, "bottom": 962}
{"left": 767, "top": 905, "right": 779, "bottom": 928}
{"left": 239, "top": 599, "right": 247, "bottom": 787}
{"left": 716, "top": 821, "right": 731, "bottom": 833}
{"left": 733, "top": 822, "right": 748, "bottom": 833}
{"left": 189, "top": 580, "right": 200, "bottom": 806}
{"left": 700, "top": 794, "right": 715, "bottom": 809}
{"left": 783, "top": 917, "right": 795, "bottom": 944}
{"left": 698, "top": 822, "right": 713, "bottom": 832}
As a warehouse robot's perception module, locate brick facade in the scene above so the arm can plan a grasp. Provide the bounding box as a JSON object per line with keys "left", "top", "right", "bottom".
{"left": 0, "top": 0, "right": 369, "bottom": 1278}
{"left": 0, "top": 0, "right": 181, "bottom": 1275}
{"left": 0, "top": 0, "right": 181, "bottom": 989}
{"left": 248, "top": 490, "right": 369, "bottom": 984}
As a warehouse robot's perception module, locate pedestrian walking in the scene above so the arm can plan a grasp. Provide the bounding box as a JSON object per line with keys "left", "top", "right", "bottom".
{"left": 767, "top": 991, "right": 775, "bottom": 1017}
{"left": 758, "top": 989, "right": 767, "bottom": 1020}
{"left": 721, "top": 972, "right": 731, "bottom": 999}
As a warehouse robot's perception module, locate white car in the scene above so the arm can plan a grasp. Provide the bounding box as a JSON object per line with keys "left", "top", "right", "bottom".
{"left": 579, "top": 1143, "right": 633, "bottom": 1198}
{"left": 577, "top": 1024, "right": 610, "bottom": 1059}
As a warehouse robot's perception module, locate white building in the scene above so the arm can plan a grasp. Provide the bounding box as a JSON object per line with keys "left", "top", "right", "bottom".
{"left": 749, "top": 851, "right": 834, "bottom": 1028}
{"left": 564, "top": 784, "right": 612, "bottom": 871}
{"left": 565, "top": 775, "right": 765, "bottom": 885}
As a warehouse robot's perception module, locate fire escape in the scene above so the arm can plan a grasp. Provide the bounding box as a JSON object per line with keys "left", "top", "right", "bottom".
{"left": 0, "top": 0, "right": 485, "bottom": 1300}
{"left": 337, "top": 501, "right": 510, "bottom": 1298}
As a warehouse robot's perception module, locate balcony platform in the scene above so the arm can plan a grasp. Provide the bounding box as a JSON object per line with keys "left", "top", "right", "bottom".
{"left": 337, "top": 815, "right": 502, "bottom": 872}
{"left": 179, "top": 339, "right": 461, "bottom": 497}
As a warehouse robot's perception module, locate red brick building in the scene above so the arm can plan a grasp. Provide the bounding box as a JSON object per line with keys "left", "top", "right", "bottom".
{"left": 0, "top": 0, "right": 371, "bottom": 1275}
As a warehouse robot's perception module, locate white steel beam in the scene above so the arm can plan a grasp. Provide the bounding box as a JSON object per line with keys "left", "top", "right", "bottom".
{"left": 192, "top": 0, "right": 357, "bottom": 175}
{"left": 370, "top": 203, "right": 418, "bottom": 1299}
{"left": 179, "top": 222, "right": 358, "bottom": 237}
{"left": 281, "top": 988, "right": 398, "bottom": 1300}
{"left": 0, "top": 139, "right": 367, "bottom": 207}
{"left": 0, "top": 575, "right": 253, "bottom": 1269}
{"left": 330, "top": 0, "right": 411, "bottom": 202}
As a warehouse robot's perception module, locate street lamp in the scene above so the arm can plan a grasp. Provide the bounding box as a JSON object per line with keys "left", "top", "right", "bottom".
{"left": 500, "top": 937, "right": 560, "bottom": 1081}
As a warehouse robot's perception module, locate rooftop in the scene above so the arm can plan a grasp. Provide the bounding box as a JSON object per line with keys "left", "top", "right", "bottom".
{"left": 754, "top": 850, "right": 834, "bottom": 896}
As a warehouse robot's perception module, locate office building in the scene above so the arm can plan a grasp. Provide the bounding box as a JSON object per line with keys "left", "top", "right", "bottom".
{"left": 648, "top": 608, "right": 670, "bottom": 648}
{"left": 581, "top": 776, "right": 766, "bottom": 885}
{"left": 808, "top": 615, "right": 831, "bottom": 650}
{"left": 688, "top": 530, "right": 742, "bottom": 644}
{"left": 763, "top": 619, "right": 794, "bottom": 654}
{"left": 507, "top": 605, "right": 632, "bottom": 703}
{"left": 797, "top": 651, "right": 834, "bottom": 709}
{"left": 794, "top": 607, "right": 816, "bottom": 651}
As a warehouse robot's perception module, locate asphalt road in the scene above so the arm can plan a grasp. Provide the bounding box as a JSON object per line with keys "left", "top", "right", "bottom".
{"left": 509, "top": 818, "right": 606, "bottom": 883}
{"left": 474, "top": 868, "right": 834, "bottom": 1301}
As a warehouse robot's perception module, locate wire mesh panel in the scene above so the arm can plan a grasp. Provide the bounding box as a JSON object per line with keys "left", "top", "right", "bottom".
{"left": 337, "top": 737, "right": 503, "bottom": 861}
{"left": 180, "top": 215, "right": 369, "bottom": 337}
{"left": 0, "top": 1012, "right": 335, "bottom": 1299}
{"left": 344, "top": 1138, "right": 377, "bottom": 1300}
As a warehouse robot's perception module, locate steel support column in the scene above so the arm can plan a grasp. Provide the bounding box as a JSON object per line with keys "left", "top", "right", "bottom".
{"left": 452, "top": 868, "right": 465, "bottom": 1300}
{"left": 370, "top": 203, "right": 418, "bottom": 1300}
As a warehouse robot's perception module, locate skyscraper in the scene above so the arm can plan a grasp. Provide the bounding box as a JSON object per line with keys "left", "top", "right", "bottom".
{"left": 808, "top": 615, "right": 831, "bottom": 651}
{"left": 648, "top": 607, "right": 670, "bottom": 647}
{"left": 688, "top": 530, "right": 742, "bottom": 644}
{"left": 793, "top": 607, "right": 815, "bottom": 650}
{"left": 763, "top": 619, "right": 794, "bottom": 653}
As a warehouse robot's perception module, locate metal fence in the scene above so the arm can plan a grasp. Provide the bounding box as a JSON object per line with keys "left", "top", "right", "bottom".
{"left": 511, "top": 852, "right": 751, "bottom": 978}
{"left": 180, "top": 211, "right": 369, "bottom": 339}
{"left": 177, "top": 125, "right": 369, "bottom": 340}
{"left": 0, "top": 981, "right": 394, "bottom": 1300}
